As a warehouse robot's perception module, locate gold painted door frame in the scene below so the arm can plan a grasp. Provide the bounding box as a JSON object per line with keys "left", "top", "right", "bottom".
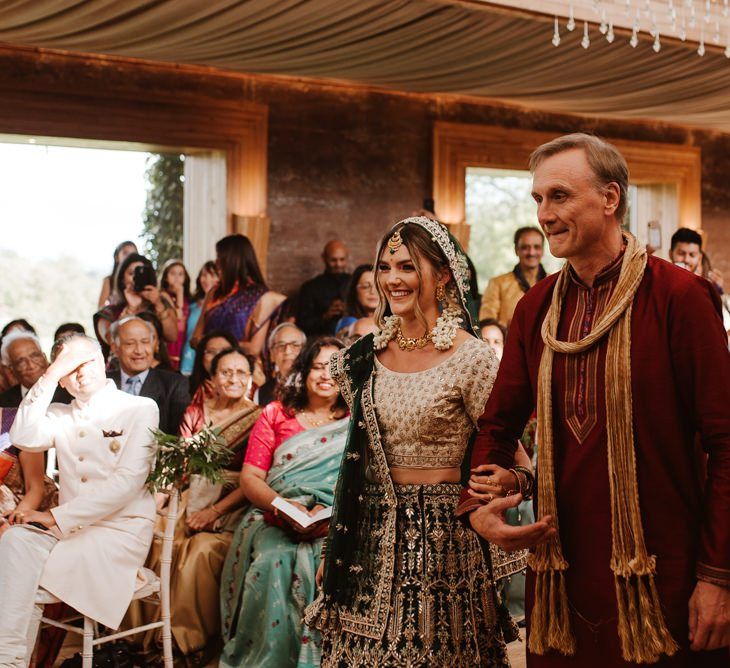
{"left": 433, "top": 121, "right": 701, "bottom": 250}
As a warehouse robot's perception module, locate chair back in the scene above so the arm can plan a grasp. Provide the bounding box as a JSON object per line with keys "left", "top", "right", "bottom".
{"left": 159, "top": 491, "right": 178, "bottom": 580}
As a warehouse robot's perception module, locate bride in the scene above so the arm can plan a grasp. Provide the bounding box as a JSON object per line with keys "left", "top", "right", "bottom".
{"left": 306, "top": 216, "right": 533, "bottom": 667}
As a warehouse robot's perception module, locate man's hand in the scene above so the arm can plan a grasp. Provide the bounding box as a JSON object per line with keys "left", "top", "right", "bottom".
{"left": 46, "top": 345, "right": 97, "bottom": 384}
{"left": 689, "top": 580, "right": 730, "bottom": 651}
{"left": 10, "top": 509, "right": 56, "bottom": 529}
{"left": 469, "top": 494, "right": 555, "bottom": 552}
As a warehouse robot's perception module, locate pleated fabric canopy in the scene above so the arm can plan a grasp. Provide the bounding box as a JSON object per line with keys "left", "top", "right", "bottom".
{"left": 0, "top": 0, "right": 728, "bottom": 131}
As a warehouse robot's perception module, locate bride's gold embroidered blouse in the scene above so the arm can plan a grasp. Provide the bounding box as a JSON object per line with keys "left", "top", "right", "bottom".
{"left": 373, "top": 337, "right": 498, "bottom": 469}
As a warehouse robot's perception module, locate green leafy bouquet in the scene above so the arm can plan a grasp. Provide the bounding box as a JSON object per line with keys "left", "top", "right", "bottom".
{"left": 146, "top": 425, "right": 233, "bottom": 493}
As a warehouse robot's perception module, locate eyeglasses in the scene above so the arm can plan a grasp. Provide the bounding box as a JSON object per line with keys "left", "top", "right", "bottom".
{"left": 11, "top": 351, "right": 46, "bottom": 370}
{"left": 272, "top": 341, "right": 303, "bottom": 353}
{"left": 217, "top": 369, "right": 251, "bottom": 380}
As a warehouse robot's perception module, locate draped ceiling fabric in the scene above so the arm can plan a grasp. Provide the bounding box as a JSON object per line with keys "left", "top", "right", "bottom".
{"left": 0, "top": 0, "right": 729, "bottom": 132}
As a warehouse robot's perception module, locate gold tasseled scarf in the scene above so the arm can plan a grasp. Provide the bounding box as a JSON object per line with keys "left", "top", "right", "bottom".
{"left": 530, "top": 233, "right": 678, "bottom": 664}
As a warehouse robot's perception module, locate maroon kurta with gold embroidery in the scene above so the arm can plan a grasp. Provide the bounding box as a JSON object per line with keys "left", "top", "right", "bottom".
{"left": 466, "top": 256, "right": 730, "bottom": 667}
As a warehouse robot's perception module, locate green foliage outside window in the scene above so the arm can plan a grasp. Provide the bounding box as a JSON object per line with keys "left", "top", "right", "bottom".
{"left": 141, "top": 153, "right": 184, "bottom": 267}
{"left": 465, "top": 167, "right": 563, "bottom": 291}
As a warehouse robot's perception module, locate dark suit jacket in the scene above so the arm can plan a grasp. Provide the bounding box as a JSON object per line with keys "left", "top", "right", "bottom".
{"left": 108, "top": 368, "right": 190, "bottom": 435}
{"left": 0, "top": 383, "right": 72, "bottom": 408}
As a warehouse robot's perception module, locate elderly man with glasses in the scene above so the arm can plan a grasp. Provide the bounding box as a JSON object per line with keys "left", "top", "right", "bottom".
{"left": 256, "top": 323, "right": 306, "bottom": 407}
{"left": 0, "top": 330, "right": 71, "bottom": 408}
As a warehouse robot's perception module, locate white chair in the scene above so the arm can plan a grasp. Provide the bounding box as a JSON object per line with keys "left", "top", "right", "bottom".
{"left": 37, "top": 492, "right": 178, "bottom": 668}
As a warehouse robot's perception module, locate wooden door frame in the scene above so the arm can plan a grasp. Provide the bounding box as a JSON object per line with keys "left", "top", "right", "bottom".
{"left": 0, "top": 47, "right": 268, "bottom": 258}
{"left": 433, "top": 121, "right": 701, "bottom": 248}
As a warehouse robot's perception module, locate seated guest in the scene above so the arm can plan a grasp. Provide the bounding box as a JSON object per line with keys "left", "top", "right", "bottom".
{"left": 180, "top": 261, "right": 219, "bottom": 375}
{"left": 159, "top": 259, "right": 193, "bottom": 371}
{"left": 0, "top": 334, "right": 158, "bottom": 665}
{"left": 296, "top": 240, "right": 351, "bottom": 336}
{"left": 191, "top": 235, "right": 286, "bottom": 359}
{"left": 0, "top": 330, "right": 72, "bottom": 407}
{"left": 479, "top": 317, "right": 507, "bottom": 362}
{"left": 94, "top": 253, "right": 177, "bottom": 358}
{"left": 137, "top": 311, "right": 174, "bottom": 371}
{"left": 131, "top": 348, "right": 261, "bottom": 663}
{"left": 334, "top": 264, "right": 378, "bottom": 341}
{"left": 97, "top": 240, "right": 138, "bottom": 308}
{"left": 220, "top": 338, "right": 349, "bottom": 668}
{"left": 0, "top": 320, "right": 37, "bottom": 394}
{"left": 53, "top": 322, "right": 85, "bottom": 341}
{"left": 108, "top": 317, "right": 190, "bottom": 435}
{"left": 348, "top": 316, "right": 377, "bottom": 340}
{"left": 1, "top": 319, "right": 37, "bottom": 338}
{"left": 188, "top": 331, "right": 240, "bottom": 405}
{"left": 0, "top": 407, "right": 58, "bottom": 537}
{"left": 256, "top": 323, "right": 306, "bottom": 407}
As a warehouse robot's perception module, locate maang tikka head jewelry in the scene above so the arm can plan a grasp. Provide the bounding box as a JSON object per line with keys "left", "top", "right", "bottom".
{"left": 387, "top": 229, "right": 403, "bottom": 254}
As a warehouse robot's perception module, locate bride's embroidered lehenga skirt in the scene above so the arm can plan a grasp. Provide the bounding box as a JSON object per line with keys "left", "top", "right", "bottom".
{"left": 318, "top": 482, "right": 515, "bottom": 668}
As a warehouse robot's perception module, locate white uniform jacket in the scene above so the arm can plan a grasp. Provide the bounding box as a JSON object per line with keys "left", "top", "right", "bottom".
{"left": 9, "top": 378, "right": 159, "bottom": 629}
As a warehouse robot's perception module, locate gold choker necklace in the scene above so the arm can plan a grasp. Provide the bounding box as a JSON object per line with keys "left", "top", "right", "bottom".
{"left": 297, "top": 409, "right": 336, "bottom": 428}
{"left": 395, "top": 323, "right": 432, "bottom": 351}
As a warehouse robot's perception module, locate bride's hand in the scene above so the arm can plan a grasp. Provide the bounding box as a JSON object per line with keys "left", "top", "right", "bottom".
{"left": 468, "top": 464, "right": 517, "bottom": 502}
{"left": 316, "top": 559, "right": 325, "bottom": 587}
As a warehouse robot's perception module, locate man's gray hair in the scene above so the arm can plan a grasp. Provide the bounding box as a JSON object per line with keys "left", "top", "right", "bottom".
{"left": 1, "top": 329, "right": 42, "bottom": 366}
{"left": 110, "top": 316, "right": 157, "bottom": 345}
{"left": 267, "top": 322, "right": 306, "bottom": 351}
{"left": 50, "top": 334, "right": 101, "bottom": 362}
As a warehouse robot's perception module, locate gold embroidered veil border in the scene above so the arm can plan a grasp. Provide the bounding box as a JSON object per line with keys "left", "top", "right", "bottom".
{"left": 530, "top": 233, "right": 679, "bottom": 664}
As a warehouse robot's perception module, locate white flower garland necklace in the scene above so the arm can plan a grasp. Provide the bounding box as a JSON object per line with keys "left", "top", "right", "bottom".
{"left": 373, "top": 307, "right": 463, "bottom": 352}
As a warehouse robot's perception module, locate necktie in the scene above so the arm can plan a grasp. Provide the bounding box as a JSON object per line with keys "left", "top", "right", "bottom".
{"left": 125, "top": 377, "right": 141, "bottom": 396}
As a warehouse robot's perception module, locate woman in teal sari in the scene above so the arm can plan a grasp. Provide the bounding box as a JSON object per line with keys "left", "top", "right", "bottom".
{"left": 220, "top": 337, "right": 349, "bottom": 667}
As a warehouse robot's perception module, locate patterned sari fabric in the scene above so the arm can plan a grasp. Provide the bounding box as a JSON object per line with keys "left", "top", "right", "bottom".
{"left": 219, "top": 418, "right": 349, "bottom": 668}
{"left": 320, "top": 483, "right": 512, "bottom": 668}
{"left": 0, "top": 407, "right": 58, "bottom": 512}
{"left": 203, "top": 284, "right": 267, "bottom": 341}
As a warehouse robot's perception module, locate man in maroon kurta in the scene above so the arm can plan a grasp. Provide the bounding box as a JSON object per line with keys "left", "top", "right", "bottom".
{"left": 461, "top": 135, "right": 730, "bottom": 667}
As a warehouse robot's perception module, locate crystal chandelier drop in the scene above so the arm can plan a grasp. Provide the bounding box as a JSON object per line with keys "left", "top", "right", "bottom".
{"left": 550, "top": 0, "right": 730, "bottom": 58}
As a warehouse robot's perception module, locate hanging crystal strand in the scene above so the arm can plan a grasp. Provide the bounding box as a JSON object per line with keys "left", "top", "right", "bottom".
{"left": 567, "top": 3, "right": 576, "bottom": 31}
{"left": 653, "top": 33, "right": 661, "bottom": 52}
{"left": 698, "top": 27, "right": 706, "bottom": 55}
{"left": 724, "top": 0, "right": 729, "bottom": 19}
{"left": 725, "top": 26, "right": 730, "bottom": 57}
{"left": 714, "top": 19, "right": 721, "bottom": 43}
{"left": 606, "top": 18, "right": 615, "bottom": 42}
{"left": 600, "top": 8, "right": 608, "bottom": 34}
{"left": 552, "top": 15, "right": 561, "bottom": 46}
{"left": 581, "top": 20, "right": 591, "bottom": 48}
{"left": 630, "top": 9, "right": 640, "bottom": 47}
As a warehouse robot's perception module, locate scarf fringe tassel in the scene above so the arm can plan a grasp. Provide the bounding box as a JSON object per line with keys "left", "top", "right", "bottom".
{"left": 614, "top": 571, "right": 679, "bottom": 664}
{"left": 528, "top": 568, "right": 576, "bottom": 657}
